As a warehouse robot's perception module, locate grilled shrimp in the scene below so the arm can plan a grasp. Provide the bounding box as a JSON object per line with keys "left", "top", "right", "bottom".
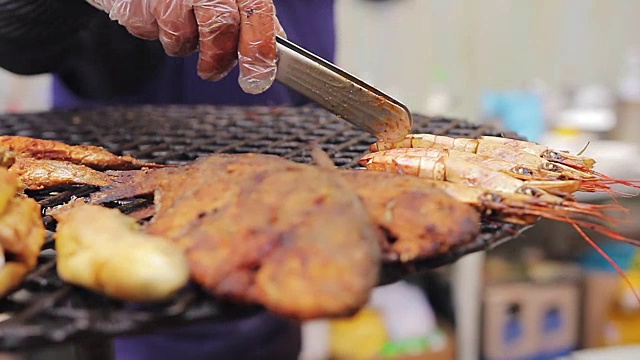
{"left": 370, "top": 134, "right": 639, "bottom": 193}
{"left": 360, "top": 148, "right": 606, "bottom": 195}
{"left": 370, "top": 134, "right": 594, "bottom": 168}
{"left": 359, "top": 147, "right": 640, "bottom": 252}
{"left": 361, "top": 151, "right": 627, "bottom": 225}
{"left": 361, "top": 143, "right": 640, "bottom": 302}
{"left": 0, "top": 136, "right": 163, "bottom": 170}
{"left": 432, "top": 179, "right": 640, "bottom": 303}
{"left": 427, "top": 181, "right": 623, "bottom": 231}
{"left": 359, "top": 149, "right": 583, "bottom": 198}
{"left": 480, "top": 136, "right": 595, "bottom": 169}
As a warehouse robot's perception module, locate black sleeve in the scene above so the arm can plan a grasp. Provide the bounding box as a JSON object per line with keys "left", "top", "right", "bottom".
{"left": 0, "top": 0, "right": 165, "bottom": 101}
{"left": 0, "top": 0, "right": 97, "bottom": 75}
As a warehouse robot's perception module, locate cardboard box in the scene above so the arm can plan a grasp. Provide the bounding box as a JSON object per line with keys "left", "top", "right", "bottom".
{"left": 581, "top": 271, "right": 620, "bottom": 348}
{"left": 532, "top": 283, "right": 580, "bottom": 358}
{"left": 482, "top": 282, "right": 580, "bottom": 360}
{"left": 483, "top": 283, "right": 540, "bottom": 360}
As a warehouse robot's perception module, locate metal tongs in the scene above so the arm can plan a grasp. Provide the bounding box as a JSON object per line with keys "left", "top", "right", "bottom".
{"left": 275, "top": 36, "right": 413, "bottom": 142}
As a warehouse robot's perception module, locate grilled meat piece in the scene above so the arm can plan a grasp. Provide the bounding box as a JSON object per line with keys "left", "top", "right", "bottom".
{"left": 0, "top": 196, "right": 46, "bottom": 269}
{"left": 93, "top": 154, "right": 382, "bottom": 319}
{"left": 310, "top": 147, "right": 481, "bottom": 262}
{"left": 0, "top": 167, "right": 46, "bottom": 297}
{"left": 9, "top": 158, "right": 113, "bottom": 190}
{"left": 338, "top": 170, "right": 480, "bottom": 262}
{"left": 0, "top": 135, "right": 162, "bottom": 170}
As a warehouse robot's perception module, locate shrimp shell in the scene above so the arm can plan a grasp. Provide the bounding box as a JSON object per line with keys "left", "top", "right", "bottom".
{"left": 359, "top": 149, "right": 581, "bottom": 197}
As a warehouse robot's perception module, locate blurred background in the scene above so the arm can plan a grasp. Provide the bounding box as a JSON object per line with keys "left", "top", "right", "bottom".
{"left": 337, "top": 0, "right": 640, "bottom": 122}
{"left": 333, "top": 1, "right": 640, "bottom": 359}
{"left": 3, "top": 0, "right": 640, "bottom": 359}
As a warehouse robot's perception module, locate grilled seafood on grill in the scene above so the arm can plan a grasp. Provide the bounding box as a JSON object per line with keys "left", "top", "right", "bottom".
{"left": 360, "top": 140, "right": 636, "bottom": 237}
{"left": 370, "top": 134, "right": 595, "bottom": 169}
{"left": 308, "top": 145, "right": 481, "bottom": 263}
{"left": 370, "top": 134, "right": 640, "bottom": 194}
{"left": 360, "top": 150, "right": 630, "bottom": 240}
{"left": 81, "top": 152, "right": 487, "bottom": 317}
{"left": 12, "top": 132, "right": 633, "bottom": 315}
{"left": 0, "top": 136, "right": 166, "bottom": 190}
{"left": 0, "top": 137, "right": 480, "bottom": 318}
{"left": 9, "top": 158, "right": 113, "bottom": 190}
{"left": 92, "top": 158, "right": 483, "bottom": 266}
{"left": 8, "top": 138, "right": 485, "bottom": 267}
{"left": 92, "top": 154, "right": 384, "bottom": 319}
{"left": 0, "top": 135, "right": 163, "bottom": 170}
{"left": 362, "top": 147, "right": 588, "bottom": 192}
{"left": 336, "top": 170, "right": 480, "bottom": 263}
{"left": 359, "top": 148, "right": 583, "bottom": 197}
{"left": 363, "top": 134, "right": 640, "bottom": 301}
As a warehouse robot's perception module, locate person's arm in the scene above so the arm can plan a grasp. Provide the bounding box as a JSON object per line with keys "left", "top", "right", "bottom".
{"left": 0, "top": 0, "right": 287, "bottom": 99}
{"left": 0, "top": 0, "right": 96, "bottom": 75}
{"left": 0, "top": 0, "right": 164, "bottom": 101}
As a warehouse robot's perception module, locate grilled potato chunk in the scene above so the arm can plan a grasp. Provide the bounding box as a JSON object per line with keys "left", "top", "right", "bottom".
{"left": 0, "top": 167, "right": 46, "bottom": 298}
{"left": 54, "top": 203, "right": 189, "bottom": 302}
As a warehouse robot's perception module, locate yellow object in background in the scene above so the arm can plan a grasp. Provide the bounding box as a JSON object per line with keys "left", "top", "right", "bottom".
{"left": 630, "top": 249, "right": 640, "bottom": 272}
{"left": 330, "top": 307, "right": 388, "bottom": 360}
{"left": 621, "top": 249, "right": 640, "bottom": 313}
{"left": 602, "top": 263, "right": 640, "bottom": 346}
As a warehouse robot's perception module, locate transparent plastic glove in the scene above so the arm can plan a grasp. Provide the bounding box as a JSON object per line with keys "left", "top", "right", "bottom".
{"left": 86, "top": 0, "right": 285, "bottom": 94}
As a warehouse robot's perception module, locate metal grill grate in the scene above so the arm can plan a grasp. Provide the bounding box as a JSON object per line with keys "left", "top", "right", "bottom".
{"left": 0, "top": 105, "right": 525, "bottom": 350}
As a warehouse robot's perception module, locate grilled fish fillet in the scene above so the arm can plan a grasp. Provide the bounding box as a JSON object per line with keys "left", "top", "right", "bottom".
{"left": 0, "top": 135, "right": 162, "bottom": 170}
{"left": 310, "top": 147, "right": 480, "bottom": 262}
{"left": 9, "top": 158, "right": 112, "bottom": 190}
{"left": 93, "top": 154, "right": 382, "bottom": 319}
{"left": 338, "top": 169, "right": 480, "bottom": 262}
{"left": 95, "top": 163, "right": 481, "bottom": 264}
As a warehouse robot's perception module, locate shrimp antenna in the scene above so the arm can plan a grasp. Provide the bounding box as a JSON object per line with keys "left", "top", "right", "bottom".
{"left": 576, "top": 141, "right": 591, "bottom": 156}
{"left": 588, "top": 169, "right": 640, "bottom": 191}
{"left": 571, "top": 222, "right": 640, "bottom": 305}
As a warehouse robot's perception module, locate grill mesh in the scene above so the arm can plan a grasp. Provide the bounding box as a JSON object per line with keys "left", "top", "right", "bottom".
{"left": 0, "top": 105, "right": 524, "bottom": 350}
{"left": 0, "top": 105, "right": 515, "bottom": 166}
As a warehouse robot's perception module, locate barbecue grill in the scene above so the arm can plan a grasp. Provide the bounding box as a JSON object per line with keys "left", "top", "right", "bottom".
{"left": 0, "top": 105, "right": 528, "bottom": 356}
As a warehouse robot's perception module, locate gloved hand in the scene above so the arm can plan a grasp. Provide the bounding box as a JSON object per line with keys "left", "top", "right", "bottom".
{"left": 85, "top": 0, "right": 285, "bottom": 94}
